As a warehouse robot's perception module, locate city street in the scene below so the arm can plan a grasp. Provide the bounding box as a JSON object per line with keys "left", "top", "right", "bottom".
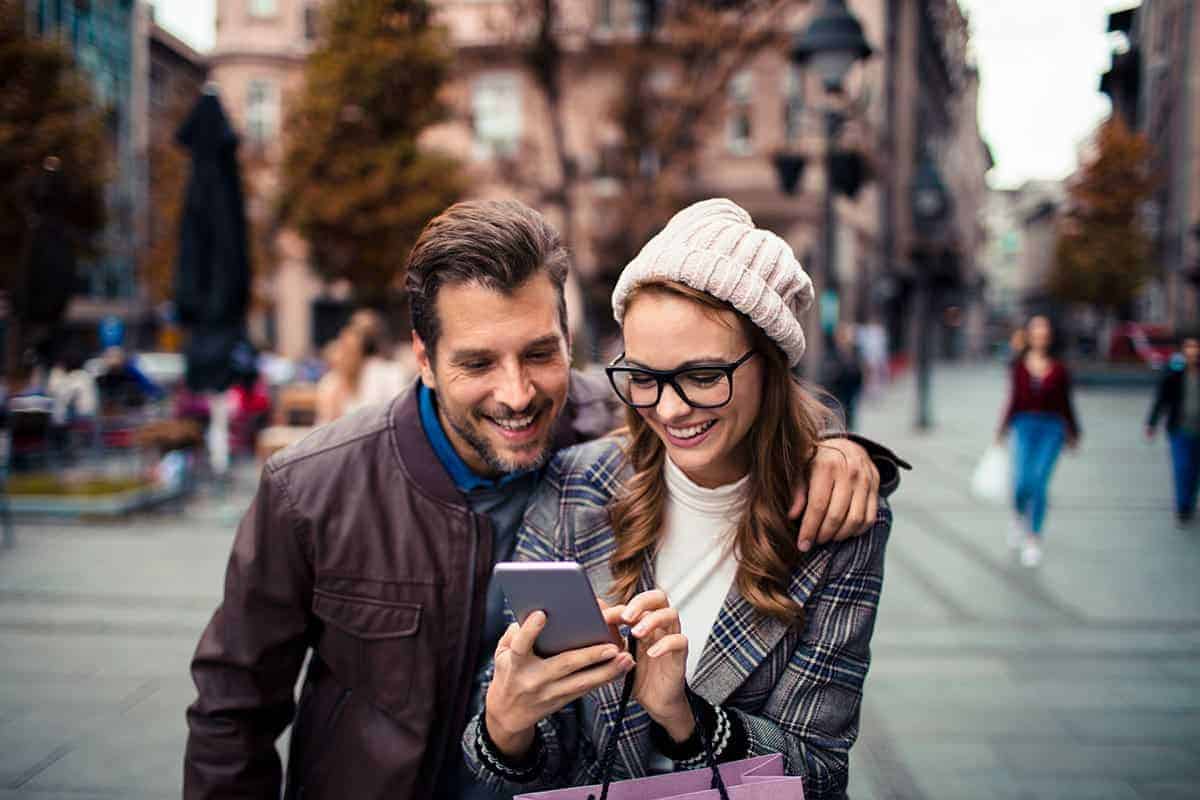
{"left": 1, "top": 363, "right": 1198, "bottom": 799}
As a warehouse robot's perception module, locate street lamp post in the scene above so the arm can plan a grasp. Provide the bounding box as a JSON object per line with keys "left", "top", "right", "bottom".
{"left": 786, "top": 0, "right": 872, "bottom": 378}
{"left": 911, "top": 152, "right": 952, "bottom": 431}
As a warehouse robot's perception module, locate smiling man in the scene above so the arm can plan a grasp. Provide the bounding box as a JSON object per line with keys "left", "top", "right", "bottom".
{"left": 183, "top": 200, "right": 907, "bottom": 800}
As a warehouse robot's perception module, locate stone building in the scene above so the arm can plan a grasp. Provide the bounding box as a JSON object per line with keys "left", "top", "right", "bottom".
{"left": 1102, "top": 0, "right": 1200, "bottom": 328}
{"left": 209, "top": 0, "right": 987, "bottom": 366}
{"left": 25, "top": 0, "right": 148, "bottom": 305}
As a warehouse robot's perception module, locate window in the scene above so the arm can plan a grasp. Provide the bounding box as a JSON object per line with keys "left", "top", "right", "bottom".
{"left": 248, "top": 0, "right": 277, "bottom": 18}
{"left": 783, "top": 63, "right": 805, "bottom": 142}
{"left": 727, "top": 69, "right": 753, "bottom": 155}
{"left": 304, "top": 4, "right": 320, "bottom": 41}
{"left": 597, "top": 0, "right": 614, "bottom": 30}
{"left": 472, "top": 72, "right": 522, "bottom": 159}
{"left": 246, "top": 79, "right": 280, "bottom": 145}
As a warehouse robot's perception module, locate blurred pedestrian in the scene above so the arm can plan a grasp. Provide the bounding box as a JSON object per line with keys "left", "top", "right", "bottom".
{"left": 996, "top": 315, "right": 1080, "bottom": 567}
{"left": 857, "top": 321, "right": 889, "bottom": 400}
{"left": 46, "top": 345, "right": 98, "bottom": 427}
{"left": 1146, "top": 332, "right": 1200, "bottom": 527}
{"left": 95, "top": 346, "right": 164, "bottom": 409}
{"left": 823, "top": 322, "right": 865, "bottom": 430}
{"left": 314, "top": 328, "right": 366, "bottom": 424}
{"left": 345, "top": 309, "right": 413, "bottom": 407}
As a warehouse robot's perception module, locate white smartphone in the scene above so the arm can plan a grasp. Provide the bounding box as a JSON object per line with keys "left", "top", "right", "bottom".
{"left": 493, "top": 561, "right": 617, "bottom": 658}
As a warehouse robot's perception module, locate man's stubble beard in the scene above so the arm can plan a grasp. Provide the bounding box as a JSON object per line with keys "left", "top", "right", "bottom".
{"left": 443, "top": 403, "right": 557, "bottom": 477}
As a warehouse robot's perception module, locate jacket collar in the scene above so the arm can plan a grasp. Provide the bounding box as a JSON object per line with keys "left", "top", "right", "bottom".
{"left": 390, "top": 380, "right": 466, "bottom": 507}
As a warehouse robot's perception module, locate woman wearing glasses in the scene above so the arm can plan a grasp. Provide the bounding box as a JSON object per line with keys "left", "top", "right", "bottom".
{"left": 465, "top": 199, "right": 891, "bottom": 800}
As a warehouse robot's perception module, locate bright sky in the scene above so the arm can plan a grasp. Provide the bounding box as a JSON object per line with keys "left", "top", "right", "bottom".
{"left": 152, "top": 0, "right": 1135, "bottom": 190}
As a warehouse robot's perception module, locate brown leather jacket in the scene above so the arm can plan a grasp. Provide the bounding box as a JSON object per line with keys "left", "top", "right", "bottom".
{"left": 184, "top": 374, "right": 619, "bottom": 800}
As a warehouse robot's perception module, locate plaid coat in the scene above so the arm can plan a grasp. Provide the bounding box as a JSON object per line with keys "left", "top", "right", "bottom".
{"left": 463, "top": 436, "right": 891, "bottom": 800}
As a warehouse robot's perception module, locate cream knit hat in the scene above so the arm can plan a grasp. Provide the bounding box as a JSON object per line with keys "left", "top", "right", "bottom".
{"left": 611, "top": 198, "right": 814, "bottom": 366}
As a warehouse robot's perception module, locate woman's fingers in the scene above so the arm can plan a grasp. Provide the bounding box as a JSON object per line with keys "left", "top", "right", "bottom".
{"left": 621, "top": 590, "right": 670, "bottom": 624}
{"left": 544, "top": 642, "right": 622, "bottom": 680}
{"left": 645, "top": 633, "right": 687, "bottom": 659}
{"left": 601, "top": 604, "right": 627, "bottom": 626}
{"left": 495, "top": 622, "right": 520, "bottom": 655}
{"left": 630, "top": 606, "right": 680, "bottom": 639}
{"left": 554, "top": 652, "right": 636, "bottom": 702}
{"left": 509, "top": 610, "right": 547, "bottom": 657}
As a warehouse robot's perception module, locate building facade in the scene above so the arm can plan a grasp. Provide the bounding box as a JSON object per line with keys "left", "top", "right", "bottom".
{"left": 25, "top": 0, "right": 148, "bottom": 303}
{"left": 1103, "top": 0, "right": 1200, "bottom": 328}
{"left": 210, "top": 0, "right": 987, "bottom": 364}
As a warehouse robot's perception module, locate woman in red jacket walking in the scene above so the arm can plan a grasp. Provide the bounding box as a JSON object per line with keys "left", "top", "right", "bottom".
{"left": 996, "top": 316, "right": 1081, "bottom": 567}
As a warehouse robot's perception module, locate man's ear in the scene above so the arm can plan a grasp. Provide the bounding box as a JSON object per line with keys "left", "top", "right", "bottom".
{"left": 412, "top": 331, "right": 437, "bottom": 389}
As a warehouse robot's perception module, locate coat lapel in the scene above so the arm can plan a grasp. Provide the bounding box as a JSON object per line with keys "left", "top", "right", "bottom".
{"left": 690, "top": 546, "right": 835, "bottom": 706}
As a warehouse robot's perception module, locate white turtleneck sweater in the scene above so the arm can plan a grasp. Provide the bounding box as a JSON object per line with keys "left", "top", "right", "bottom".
{"left": 655, "top": 457, "right": 747, "bottom": 680}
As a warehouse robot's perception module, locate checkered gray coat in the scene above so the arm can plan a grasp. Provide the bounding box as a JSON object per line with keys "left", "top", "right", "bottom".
{"left": 463, "top": 436, "right": 891, "bottom": 800}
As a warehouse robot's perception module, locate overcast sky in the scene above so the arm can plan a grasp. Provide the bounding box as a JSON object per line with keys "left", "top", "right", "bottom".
{"left": 150, "top": 0, "right": 1134, "bottom": 189}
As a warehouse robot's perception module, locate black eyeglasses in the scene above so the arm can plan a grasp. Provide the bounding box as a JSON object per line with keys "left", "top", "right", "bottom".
{"left": 605, "top": 351, "right": 757, "bottom": 409}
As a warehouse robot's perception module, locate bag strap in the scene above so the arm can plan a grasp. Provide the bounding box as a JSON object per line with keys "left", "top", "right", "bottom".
{"left": 589, "top": 636, "right": 731, "bottom": 800}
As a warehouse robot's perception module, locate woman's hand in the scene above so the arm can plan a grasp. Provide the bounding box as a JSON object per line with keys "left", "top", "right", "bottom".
{"left": 484, "top": 611, "right": 634, "bottom": 759}
{"left": 619, "top": 590, "right": 694, "bottom": 743}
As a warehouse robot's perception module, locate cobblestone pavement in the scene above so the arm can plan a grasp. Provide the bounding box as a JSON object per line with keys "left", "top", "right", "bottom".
{"left": 0, "top": 363, "right": 1197, "bottom": 799}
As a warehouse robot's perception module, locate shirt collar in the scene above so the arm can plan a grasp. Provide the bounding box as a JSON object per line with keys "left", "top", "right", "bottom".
{"left": 418, "top": 382, "right": 530, "bottom": 492}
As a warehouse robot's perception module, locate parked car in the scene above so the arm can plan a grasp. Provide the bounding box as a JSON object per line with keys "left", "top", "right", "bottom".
{"left": 1107, "top": 322, "right": 1175, "bottom": 370}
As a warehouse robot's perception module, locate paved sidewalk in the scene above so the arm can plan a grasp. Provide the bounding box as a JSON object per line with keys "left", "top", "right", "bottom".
{"left": 0, "top": 363, "right": 1197, "bottom": 799}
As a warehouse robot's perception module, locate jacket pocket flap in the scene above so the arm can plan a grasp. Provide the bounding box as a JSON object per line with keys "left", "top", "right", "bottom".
{"left": 313, "top": 593, "right": 421, "bottom": 640}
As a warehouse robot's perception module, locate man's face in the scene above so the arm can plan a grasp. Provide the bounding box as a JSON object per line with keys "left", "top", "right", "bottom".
{"left": 413, "top": 273, "right": 571, "bottom": 478}
{"left": 1183, "top": 338, "right": 1200, "bottom": 366}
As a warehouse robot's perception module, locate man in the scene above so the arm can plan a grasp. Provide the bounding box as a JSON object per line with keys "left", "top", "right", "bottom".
{"left": 1147, "top": 333, "right": 1200, "bottom": 526}
{"left": 184, "top": 200, "right": 907, "bottom": 799}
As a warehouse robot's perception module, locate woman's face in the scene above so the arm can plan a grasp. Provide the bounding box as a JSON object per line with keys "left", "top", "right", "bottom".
{"left": 621, "top": 290, "right": 764, "bottom": 488}
{"left": 1027, "top": 316, "right": 1053, "bottom": 352}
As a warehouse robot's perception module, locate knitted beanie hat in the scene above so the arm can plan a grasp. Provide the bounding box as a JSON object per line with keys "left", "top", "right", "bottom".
{"left": 611, "top": 198, "right": 814, "bottom": 366}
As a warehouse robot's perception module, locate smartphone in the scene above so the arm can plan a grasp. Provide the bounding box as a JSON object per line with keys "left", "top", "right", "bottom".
{"left": 493, "top": 561, "right": 617, "bottom": 658}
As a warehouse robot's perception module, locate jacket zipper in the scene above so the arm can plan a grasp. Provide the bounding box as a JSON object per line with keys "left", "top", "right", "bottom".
{"left": 295, "top": 686, "right": 351, "bottom": 800}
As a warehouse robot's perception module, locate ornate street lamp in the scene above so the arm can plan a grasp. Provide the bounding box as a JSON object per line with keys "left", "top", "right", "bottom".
{"left": 775, "top": 0, "right": 872, "bottom": 377}
{"left": 791, "top": 0, "right": 874, "bottom": 94}
{"left": 910, "top": 151, "right": 953, "bottom": 431}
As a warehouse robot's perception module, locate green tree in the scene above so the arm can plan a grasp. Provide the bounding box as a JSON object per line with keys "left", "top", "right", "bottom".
{"left": 0, "top": 0, "right": 108, "bottom": 372}
{"left": 278, "top": 0, "right": 464, "bottom": 303}
{"left": 1051, "top": 114, "right": 1156, "bottom": 314}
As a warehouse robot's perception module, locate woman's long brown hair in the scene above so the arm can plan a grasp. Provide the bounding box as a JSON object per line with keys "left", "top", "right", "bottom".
{"left": 607, "top": 281, "right": 836, "bottom": 624}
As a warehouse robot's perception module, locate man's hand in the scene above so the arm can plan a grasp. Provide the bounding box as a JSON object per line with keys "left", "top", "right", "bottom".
{"left": 789, "top": 438, "right": 880, "bottom": 552}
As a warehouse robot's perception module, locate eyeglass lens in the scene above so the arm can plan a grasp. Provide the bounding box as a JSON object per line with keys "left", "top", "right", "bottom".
{"left": 612, "top": 367, "right": 732, "bottom": 408}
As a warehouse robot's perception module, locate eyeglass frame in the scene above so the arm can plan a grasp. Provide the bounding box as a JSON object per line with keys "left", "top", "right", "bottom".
{"left": 604, "top": 350, "right": 758, "bottom": 409}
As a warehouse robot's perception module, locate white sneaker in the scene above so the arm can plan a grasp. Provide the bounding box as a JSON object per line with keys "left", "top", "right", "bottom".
{"left": 1008, "top": 515, "right": 1027, "bottom": 550}
{"left": 1020, "top": 537, "right": 1042, "bottom": 568}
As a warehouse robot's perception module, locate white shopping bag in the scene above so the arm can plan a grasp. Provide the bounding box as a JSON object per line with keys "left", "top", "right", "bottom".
{"left": 970, "top": 445, "right": 1010, "bottom": 505}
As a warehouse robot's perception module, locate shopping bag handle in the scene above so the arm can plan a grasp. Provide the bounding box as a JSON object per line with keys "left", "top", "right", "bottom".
{"left": 589, "top": 635, "right": 731, "bottom": 800}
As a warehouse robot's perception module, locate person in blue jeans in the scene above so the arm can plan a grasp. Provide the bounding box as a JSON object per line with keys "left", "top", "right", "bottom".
{"left": 997, "top": 316, "right": 1081, "bottom": 567}
{"left": 1146, "top": 334, "right": 1200, "bottom": 527}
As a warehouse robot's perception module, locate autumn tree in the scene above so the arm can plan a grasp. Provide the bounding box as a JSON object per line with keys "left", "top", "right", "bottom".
{"left": 278, "top": 0, "right": 464, "bottom": 303}
{"left": 0, "top": 0, "right": 108, "bottom": 373}
{"left": 1051, "top": 114, "right": 1156, "bottom": 315}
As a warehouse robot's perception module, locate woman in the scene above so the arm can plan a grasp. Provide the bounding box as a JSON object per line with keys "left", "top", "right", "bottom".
{"left": 996, "top": 315, "right": 1080, "bottom": 567}
{"left": 464, "top": 199, "right": 891, "bottom": 800}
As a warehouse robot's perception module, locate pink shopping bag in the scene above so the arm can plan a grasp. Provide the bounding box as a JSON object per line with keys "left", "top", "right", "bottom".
{"left": 514, "top": 754, "right": 804, "bottom": 800}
